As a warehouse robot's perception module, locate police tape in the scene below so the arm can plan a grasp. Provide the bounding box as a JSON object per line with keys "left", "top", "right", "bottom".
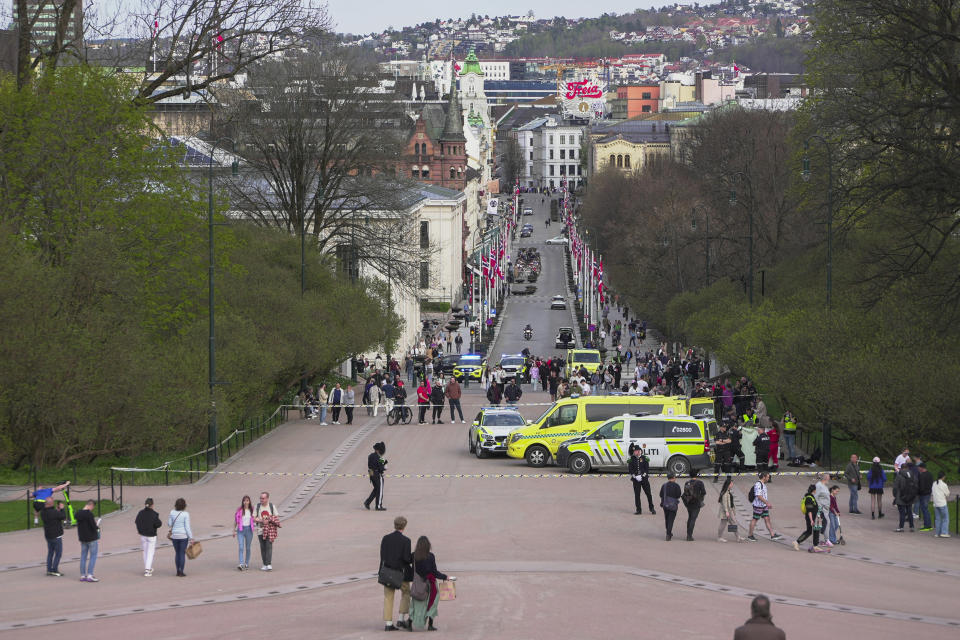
{"left": 110, "top": 467, "right": 843, "bottom": 480}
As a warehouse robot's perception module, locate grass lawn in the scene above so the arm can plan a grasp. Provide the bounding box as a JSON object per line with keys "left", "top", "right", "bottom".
{"left": 0, "top": 499, "right": 121, "bottom": 533}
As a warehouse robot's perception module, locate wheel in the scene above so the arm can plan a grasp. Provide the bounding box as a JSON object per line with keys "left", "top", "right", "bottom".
{"left": 475, "top": 440, "right": 486, "bottom": 459}
{"left": 386, "top": 408, "right": 398, "bottom": 426}
{"left": 468, "top": 433, "right": 476, "bottom": 454}
{"left": 568, "top": 453, "right": 591, "bottom": 474}
{"left": 667, "top": 455, "right": 691, "bottom": 477}
{"left": 401, "top": 408, "right": 412, "bottom": 424}
{"left": 525, "top": 445, "right": 550, "bottom": 467}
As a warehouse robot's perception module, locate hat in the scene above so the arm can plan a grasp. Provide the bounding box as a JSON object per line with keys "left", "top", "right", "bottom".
{"left": 144, "top": 497, "right": 154, "bottom": 506}
{"left": 872, "top": 456, "right": 880, "bottom": 463}
{"left": 666, "top": 472, "right": 676, "bottom": 479}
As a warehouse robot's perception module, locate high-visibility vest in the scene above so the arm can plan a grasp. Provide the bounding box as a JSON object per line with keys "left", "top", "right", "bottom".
{"left": 742, "top": 413, "right": 756, "bottom": 425}
{"left": 784, "top": 418, "right": 797, "bottom": 432}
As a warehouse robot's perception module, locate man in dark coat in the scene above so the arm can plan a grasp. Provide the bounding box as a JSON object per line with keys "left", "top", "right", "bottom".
{"left": 733, "top": 595, "right": 786, "bottom": 640}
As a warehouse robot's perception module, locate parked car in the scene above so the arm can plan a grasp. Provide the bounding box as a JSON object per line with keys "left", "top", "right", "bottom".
{"left": 555, "top": 327, "right": 575, "bottom": 348}
{"left": 545, "top": 236, "right": 568, "bottom": 245}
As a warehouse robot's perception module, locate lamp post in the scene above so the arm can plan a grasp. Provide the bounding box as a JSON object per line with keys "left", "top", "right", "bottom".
{"left": 802, "top": 134, "right": 835, "bottom": 468}
{"left": 206, "top": 138, "right": 238, "bottom": 466}
{"left": 727, "top": 171, "right": 753, "bottom": 305}
{"left": 691, "top": 204, "right": 710, "bottom": 286}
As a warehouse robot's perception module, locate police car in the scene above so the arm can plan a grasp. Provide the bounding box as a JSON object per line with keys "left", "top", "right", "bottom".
{"left": 555, "top": 413, "right": 716, "bottom": 476}
{"left": 498, "top": 354, "right": 528, "bottom": 381}
{"left": 467, "top": 407, "right": 526, "bottom": 458}
{"left": 453, "top": 354, "right": 486, "bottom": 381}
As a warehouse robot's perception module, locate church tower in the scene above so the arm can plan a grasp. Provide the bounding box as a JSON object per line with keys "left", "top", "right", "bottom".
{"left": 438, "top": 73, "right": 467, "bottom": 191}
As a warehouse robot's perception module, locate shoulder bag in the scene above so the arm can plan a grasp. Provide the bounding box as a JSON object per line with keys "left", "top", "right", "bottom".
{"left": 167, "top": 512, "right": 181, "bottom": 540}
{"left": 410, "top": 573, "right": 429, "bottom": 601}
{"left": 378, "top": 564, "right": 404, "bottom": 589}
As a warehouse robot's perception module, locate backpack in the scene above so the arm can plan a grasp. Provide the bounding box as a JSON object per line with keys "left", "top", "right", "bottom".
{"left": 748, "top": 483, "right": 758, "bottom": 503}
{"left": 801, "top": 495, "right": 810, "bottom": 514}
{"left": 682, "top": 480, "right": 703, "bottom": 507}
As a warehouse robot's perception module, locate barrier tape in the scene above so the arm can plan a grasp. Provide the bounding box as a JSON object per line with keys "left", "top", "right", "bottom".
{"left": 109, "top": 467, "right": 844, "bottom": 480}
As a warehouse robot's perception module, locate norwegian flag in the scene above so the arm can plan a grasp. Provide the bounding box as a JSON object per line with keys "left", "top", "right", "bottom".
{"left": 498, "top": 237, "right": 505, "bottom": 281}
{"left": 481, "top": 255, "right": 489, "bottom": 279}
{"left": 514, "top": 182, "right": 520, "bottom": 196}
{"left": 597, "top": 257, "right": 605, "bottom": 303}
{"left": 488, "top": 245, "right": 497, "bottom": 285}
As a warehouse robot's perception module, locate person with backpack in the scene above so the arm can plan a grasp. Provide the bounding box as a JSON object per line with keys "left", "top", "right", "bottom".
{"left": 659, "top": 473, "right": 683, "bottom": 541}
{"left": 429, "top": 382, "right": 446, "bottom": 424}
{"left": 793, "top": 485, "right": 825, "bottom": 552}
{"left": 867, "top": 456, "right": 887, "bottom": 519}
{"left": 893, "top": 461, "right": 919, "bottom": 532}
{"left": 681, "top": 469, "right": 706, "bottom": 541}
{"left": 747, "top": 472, "right": 784, "bottom": 542}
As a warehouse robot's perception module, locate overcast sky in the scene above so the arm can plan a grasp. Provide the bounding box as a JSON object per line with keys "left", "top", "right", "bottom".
{"left": 326, "top": 1, "right": 663, "bottom": 35}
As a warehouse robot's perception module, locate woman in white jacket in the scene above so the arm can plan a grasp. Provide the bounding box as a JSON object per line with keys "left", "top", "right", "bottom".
{"left": 931, "top": 472, "right": 951, "bottom": 538}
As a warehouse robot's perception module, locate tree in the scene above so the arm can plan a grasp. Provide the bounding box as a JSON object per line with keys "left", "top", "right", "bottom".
{"left": 499, "top": 134, "right": 524, "bottom": 189}
{"left": 803, "top": 0, "right": 960, "bottom": 318}
{"left": 219, "top": 45, "right": 427, "bottom": 294}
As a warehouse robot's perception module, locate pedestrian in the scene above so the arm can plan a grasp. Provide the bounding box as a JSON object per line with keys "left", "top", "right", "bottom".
{"left": 733, "top": 595, "right": 786, "bottom": 640}
{"left": 363, "top": 377, "right": 374, "bottom": 416}
{"left": 867, "top": 456, "right": 887, "bottom": 519}
{"left": 486, "top": 380, "right": 503, "bottom": 406}
{"left": 135, "top": 497, "right": 162, "bottom": 577}
{"left": 416, "top": 379, "right": 431, "bottom": 424}
{"left": 410, "top": 536, "right": 455, "bottom": 631}
{"left": 233, "top": 495, "right": 255, "bottom": 570}
{"left": 445, "top": 376, "right": 464, "bottom": 423}
{"left": 893, "top": 461, "right": 919, "bottom": 532}
{"left": 781, "top": 411, "right": 797, "bottom": 460}
{"left": 405, "top": 356, "right": 415, "bottom": 385}
{"left": 330, "top": 382, "right": 343, "bottom": 424}
{"left": 454, "top": 333, "right": 463, "bottom": 354}
{"left": 713, "top": 423, "right": 733, "bottom": 481}
{"left": 72, "top": 499, "right": 100, "bottom": 582}
{"left": 845, "top": 454, "right": 862, "bottom": 514}
{"left": 717, "top": 477, "right": 744, "bottom": 542}
{"left": 793, "top": 484, "right": 825, "bottom": 552}
{"left": 747, "top": 472, "right": 784, "bottom": 541}
{"left": 813, "top": 473, "right": 833, "bottom": 547}
{"left": 681, "top": 469, "right": 706, "bottom": 541}
{"left": 380, "top": 516, "right": 413, "bottom": 631}
{"left": 827, "top": 485, "right": 842, "bottom": 545}
{"left": 168, "top": 498, "right": 194, "bottom": 577}
{"left": 628, "top": 444, "right": 655, "bottom": 515}
{"left": 344, "top": 385, "right": 355, "bottom": 425}
{"left": 254, "top": 492, "right": 280, "bottom": 570}
{"left": 364, "top": 442, "right": 387, "bottom": 511}
{"left": 894, "top": 447, "right": 910, "bottom": 471}
{"left": 659, "top": 473, "right": 682, "bottom": 541}
{"left": 504, "top": 378, "right": 522, "bottom": 406}
{"left": 753, "top": 425, "right": 771, "bottom": 473}
{"left": 915, "top": 461, "right": 934, "bottom": 532}
{"left": 317, "top": 383, "right": 329, "bottom": 425}
{"left": 767, "top": 421, "right": 780, "bottom": 472}
{"left": 371, "top": 380, "right": 385, "bottom": 418}
{"left": 932, "top": 471, "right": 951, "bottom": 537}
{"left": 31, "top": 480, "right": 70, "bottom": 526}
{"left": 40, "top": 497, "right": 66, "bottom": 576}
{"left": 429, "top": 381, "right": 445, "bottom": 424}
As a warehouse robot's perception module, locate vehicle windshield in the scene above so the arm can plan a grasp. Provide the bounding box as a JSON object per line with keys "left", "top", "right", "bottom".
{"left": 533, "top": 403, "right": 558, "bottom": 425}
{"left": 483, "top": 413, "right": 526, "bottom": 427}
{"left": 573, "top": 352, "right": 601, "bottom": 363}
{"left": 459, "top": 356, "right": 482, "bottom": 365}
{"left": 442, "top": 355, "right": 461, "bottom": 365}
{"left": 501, "top": 357, "right": 525, "bottom": 367}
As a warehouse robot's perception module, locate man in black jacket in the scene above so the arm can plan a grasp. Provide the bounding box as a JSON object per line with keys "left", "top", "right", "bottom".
{"left": 76, "top": 500, "right": 101, "bottom": 581}
{"left": 659, "top": 473, "right": 682, "bottom": 541}
{"left": 915, "top": 461, "right": 934, "bottom": 531}
{"left": 504, "top": 379, "right": 523, "bottom": 406}
{"left": 380, "top": 516, "right": 413, "bottom": 631}
{"left": 682, "top": 470, "right": 706, "bottom": 541}
{"left": 135, "top": 497, "right": 163, "bottom": 576}
{"left": 365, "top": 442, "right": 387, "bottom": 511}
{"left": 40, "top": 497, "right": 66, "bottom": 576}
{"left": 628, "top": 445, "right": 655, "bottom": 515}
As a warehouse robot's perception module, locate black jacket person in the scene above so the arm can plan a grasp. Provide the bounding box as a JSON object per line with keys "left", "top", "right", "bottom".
{"left": 627, "top": 445, "right": 655, "bottom": 514}
{"left": 364, "top": 442, "right": 387, "bottom": 511}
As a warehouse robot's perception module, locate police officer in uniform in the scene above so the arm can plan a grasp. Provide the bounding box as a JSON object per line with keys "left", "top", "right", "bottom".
{"left": 364, "top": 442, "right": 387, "bottom": 511}
{"left": 713, "top": 423, "right": 733, "bottom": 482}
{"left": 628, "top": 444, "right": 656, "bottom": 515}
{"left": 754, "top": 427, "right": 771, "bottom": 473}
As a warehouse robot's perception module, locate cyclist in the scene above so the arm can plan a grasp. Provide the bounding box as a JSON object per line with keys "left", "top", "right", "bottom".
{"left": 393, "top": 381, "right": 409, "bottom": 423}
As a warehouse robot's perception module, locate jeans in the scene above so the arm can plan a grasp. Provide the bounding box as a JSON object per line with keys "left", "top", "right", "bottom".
{"left": 828, "top": 513, "right": 839, "bottom": 544}
{"left": 783, "top": 432, "right": 796, "bottom": 459}
{"left": 848, "top": 483, "right": 859, "bottom": 512}
{"left": 141, "top": 535, "right": 157, "bottom": 571}
{"left": 345, "top": 407, "right": 354, "bottom": 424}
{"left": 45, "top": 537, "right": 62, "bottom": 573}
{"left": 934, "top": 506, "right": 949, "bottom": 536}
{"left": 898, "top": 504, "right": 915, "bottom": 529}
{"left": 172, "top": 538, "right": 188, "bottom": 574}
{"left": 237, "top": 526, "right": 253, "bottom": 566}
{"left": 319, "top": 405, "right": 328, "bottom": 423}
{"left": 914, "top": 495, "right": 932, "bottom": 528}
{"left": 80, "top": 540, "right": 98, "bottom": 576}
{"left": 448, "top": 398, "right": 463, "bottom": 422}
{"left": 685, "top": 506, "right": 701, "bottom": 539}
{"left": 258, "top": 534, "right": 273, "bottom": 566}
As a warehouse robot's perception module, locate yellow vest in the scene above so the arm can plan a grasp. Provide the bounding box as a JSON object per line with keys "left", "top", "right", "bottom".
{"left": 784, "top": 418, "right": 797, "bottom": 432}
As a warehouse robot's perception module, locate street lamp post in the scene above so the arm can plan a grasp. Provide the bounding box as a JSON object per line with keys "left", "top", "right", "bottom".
{"left": 728, "top": 171, "right": 753, "bottom": 305}
{"left": 802, "top": 134, "right": 835, "bottom": 467}
{"left": 691, "top": 204, "right": 710, "bottom": 286}
{"left": 206, "top": 138, "right": 238, "bottom": 466}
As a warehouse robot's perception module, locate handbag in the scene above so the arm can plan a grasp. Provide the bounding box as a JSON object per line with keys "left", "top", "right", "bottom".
{"left": 186, "top": 541, "right": 203, "bottom": 559}
{"left": 410, "top": 573, "right": 429, "bottom": 601}
{"left": 438, "top": 580, "right": 456, "bottom": 601}
{"left": 377, "top": 565, "right": 404, "bottom": 589}
{"left": 662, "top": 495, "right": 679, "bottom": 512}
{"left": 727, "top": 523, "right": 739, "bottom": 533}
{"left": 167, "top": 512, "right": 181, "bottom": 540}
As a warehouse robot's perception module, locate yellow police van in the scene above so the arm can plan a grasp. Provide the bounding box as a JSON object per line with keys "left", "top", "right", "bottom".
{"left": 564, "top": 349, "right": 603, "bottom": 376}
{"left": 505, "top": 394, "right": 712, "bottom": 467}
{"left": 555, "top": 414, "right": 716, "bottom": 476}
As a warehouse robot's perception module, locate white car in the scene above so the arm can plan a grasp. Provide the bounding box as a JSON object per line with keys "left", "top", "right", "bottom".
{"left": 550, "top": 295, "right": 567, "bottom": 310}
{"left": 545, "top": 236, "right": 568, "bottom": 245}
{"left": 523, "top": 208, "right": 533, "bottom": 216}
{"left": 468, "top": 407, "right": 527, "bottom": 458}
{"left": 498, "top": 354, "right": 528, "bottom": 380}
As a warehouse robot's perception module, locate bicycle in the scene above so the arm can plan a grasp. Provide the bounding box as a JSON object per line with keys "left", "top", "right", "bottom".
{"left": 386, "top": 404, "right": 412, "bottom": 425}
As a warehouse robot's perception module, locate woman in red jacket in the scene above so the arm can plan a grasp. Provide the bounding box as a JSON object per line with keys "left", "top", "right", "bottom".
{"left": 416, "top": 381, "right": 431, "bottom": 424}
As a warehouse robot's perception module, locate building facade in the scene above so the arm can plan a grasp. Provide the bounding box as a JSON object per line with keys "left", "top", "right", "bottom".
{"left": 14, "top": 0, "right": 83, "bottom": 53}
{"left": 589, "top": 119, "right": 672, "bottom": 175}
{"left": 515, "top": 114, "right": 586, "bottom": 190}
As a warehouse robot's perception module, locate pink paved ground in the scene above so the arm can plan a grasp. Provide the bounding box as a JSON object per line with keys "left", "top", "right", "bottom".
{"left": 2, "top": 392, "right": 958, "bottom": 638}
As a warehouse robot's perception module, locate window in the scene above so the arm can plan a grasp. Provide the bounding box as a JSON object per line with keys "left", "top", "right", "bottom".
{"left": 549, "top": 149, "right": 554, "bottom": 159}
{"left": 584, "top": 404, "right": 635, "bottom": 422}
{"left": 616, "top": 155, "right": 623, "bottom": 168}
{"left": 549, "top": 179, "right": 555, "bottom": 188}
{"left": 609, "top": 154, "right": 616, "bottom": 166}
{"left": 642, "top": 105, "right": 651, "bottom": 113}
{"left": 560, "top": 165, "right": 566, "bottom": 175}
{"left": 549, "top": 135, "right": 554, "bottom": 144}
{"left": 642, "top": 92, "right": 651, "bottom": 100}
{"left": 419, "top": 221, "right": 429, "bottom": 248}
{"left": 544, "top": 404, "right": 577, "bottom": 428}
{"left": 529, "top": 137, "right": 533, "bottom": 146}
{"left": 421, "top": 167, "right": 429, "bottom": 179}
{"left": 450, "top": 167, "right": 456, "bottom": 179}
{"left": 571, "top": 149, "right": 576, "bottom": 159}
{"left": 529, "top": 151, "right": 533, "bottom": 160}
{"left": 560, "top": 149, "right": 566, "bottom": 160}
{"left": 419, "top": 261, "right": 429, "bottom": 289}
{"left": 624, "top": 156, "right": 631, "bottom": 169}
{"left": 629, "top": 419, "right": 665, "bottom": 439}
{"left": 411, "top": 167, "right": 419, "bottom": 178}
{"left": 439, "top": 144, "right": 444, "bottom": 155}
{"left": 665, "top": 421, "right": 702, "bottom": 438}
{"left": 549, "top": 165, "right": 554, "bottom": 176}
{"left": 593, "top": 420, "right": 624, "bottom": 440}
{"left": 414, "top": 143, "right": 419, "bottom": 155}
{"left": 560, "top": 135, "right": 566, "bottom": 144}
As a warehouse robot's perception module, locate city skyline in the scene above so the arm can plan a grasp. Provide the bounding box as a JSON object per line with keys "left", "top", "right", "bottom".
{"left": 326, "top": 0, "right": 663, "bottom": 35}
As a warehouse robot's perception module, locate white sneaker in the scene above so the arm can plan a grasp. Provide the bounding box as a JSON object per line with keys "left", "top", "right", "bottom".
{"left": 266, "top": 565, "right": 273, "bottom": 571}
{"left": 717, "top": 537, "right": 727, "bottom": 543}
{"left": 144, "top": 568, "right": 153, "bottom": 577}
{"left": 260, "top": 566, "right": 269, "bottom": 571}
{"left": 462, "top": 420, "right": 466, "bottom": 424}
{"left": 320, "top": 422, "right": 328, "bottom": 426}
{"left": 941, "top": 534, "right": 951, "bottom": 538}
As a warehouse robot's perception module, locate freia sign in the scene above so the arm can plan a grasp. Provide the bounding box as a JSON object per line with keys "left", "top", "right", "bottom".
{"left": 564, "top": 79, "right": 603, "bottom": 100}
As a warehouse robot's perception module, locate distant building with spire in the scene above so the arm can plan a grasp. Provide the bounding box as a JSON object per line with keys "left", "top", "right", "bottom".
{"left": 403, "top": 74, "right": 467, "bottom": 191}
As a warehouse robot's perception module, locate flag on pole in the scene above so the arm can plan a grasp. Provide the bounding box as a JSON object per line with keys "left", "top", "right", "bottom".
{"left": 489, "top": 245, "right": 497, "bottom": 285}
{"left": 597, "top": 257, "right": 605, "bottom": 303}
